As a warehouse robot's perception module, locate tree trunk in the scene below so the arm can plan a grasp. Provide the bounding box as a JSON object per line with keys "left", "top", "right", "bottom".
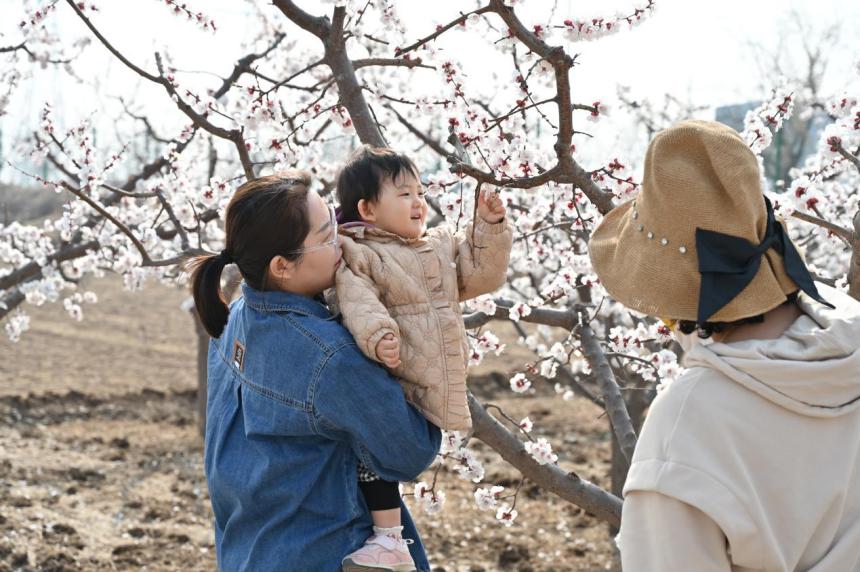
{"left": 193, "top": 311, "right": 209, "bottom": 438}
{"left": 848, "top": 211, "right": 860, "bottom": 301}
{"left": 190, "top": 265, "right": 243, "bottom": 438}
{"left": 608, "top": 385, "right": 650, "bottom": 534}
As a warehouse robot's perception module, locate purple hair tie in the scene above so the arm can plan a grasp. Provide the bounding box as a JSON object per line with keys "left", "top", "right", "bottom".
{"left": 335, "top": 206, "right": 347, "bottom": 225}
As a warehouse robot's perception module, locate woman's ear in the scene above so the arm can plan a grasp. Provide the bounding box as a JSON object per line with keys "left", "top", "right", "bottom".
{"left": 357, "top": 199, "right": 376, "bottom": 223}
{"left": 268, "top": 255, "right": 295, "bottom": 287}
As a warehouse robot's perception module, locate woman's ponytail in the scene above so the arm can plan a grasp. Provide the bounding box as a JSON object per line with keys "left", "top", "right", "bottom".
{"left": 187, "top": 252, "right": 231, "bottom": 338}
{"left": 185, "top": 171, "right": 313, "bottom": 338}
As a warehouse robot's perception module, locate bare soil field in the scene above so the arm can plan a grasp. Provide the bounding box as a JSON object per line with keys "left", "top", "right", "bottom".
{"left": 0, "top": 277, "right": 617, "bottom": 571}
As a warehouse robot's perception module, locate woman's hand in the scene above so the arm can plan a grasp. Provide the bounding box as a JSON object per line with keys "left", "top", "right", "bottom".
{"left": 375, "top": 333, "right": 402, "bottom": 369}
{"left": 477, "top": 188, "right": 506, "bottom": 224}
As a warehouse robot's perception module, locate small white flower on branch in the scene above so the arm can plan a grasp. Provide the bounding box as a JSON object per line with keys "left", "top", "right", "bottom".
{"left": 525, "top": 437, "right": 558, "bottom": 465}
{"left": 508, "top": 302, "right": 532, "bottom": 321}
{"left": 4, "top": 312, "right": 31, "bottom": 343}
{"left": 451, "top": 449, "right": 485, "bottom": 483}
{"left": 509, "top": 373, "right": 531, "bottom": 394}
{"left": 495, "top": 503, "right": 518, "bottom": 526}
{"left": 474, "top": 485, "right": 504, "bottom": 511}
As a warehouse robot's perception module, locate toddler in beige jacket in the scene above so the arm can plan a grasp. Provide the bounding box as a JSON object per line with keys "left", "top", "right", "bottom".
{"left": 335, "top": 146, "right": 512, "bottom": 572}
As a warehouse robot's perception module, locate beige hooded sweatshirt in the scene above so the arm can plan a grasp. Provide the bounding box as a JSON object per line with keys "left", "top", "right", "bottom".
{"left": 619, "top": 283, "right": 860, "bottom": 571}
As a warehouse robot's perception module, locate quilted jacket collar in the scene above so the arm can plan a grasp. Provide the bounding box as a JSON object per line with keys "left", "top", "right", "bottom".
{"left": 339, "top": 222, "right": 427, "bottom": 245}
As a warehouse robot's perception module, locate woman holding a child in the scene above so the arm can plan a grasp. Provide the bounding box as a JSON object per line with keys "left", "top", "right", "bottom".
{"left": 187, "top": 146, "right": 512, "bottom": 572}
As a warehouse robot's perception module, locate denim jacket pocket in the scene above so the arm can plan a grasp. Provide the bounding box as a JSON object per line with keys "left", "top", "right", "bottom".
{"left": 240, "top": 381, "right": 313, "bottom": 438}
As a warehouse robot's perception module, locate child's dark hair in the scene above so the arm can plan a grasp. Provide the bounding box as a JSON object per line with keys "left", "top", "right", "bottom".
{"left": 678, "top": 291, "right": 800, "bottom": 339}
{"left": 185, "top": 171, "right": 312, "bottom": 338}
{"left": 336, "top": 145, "right": 419, "bottom": 224}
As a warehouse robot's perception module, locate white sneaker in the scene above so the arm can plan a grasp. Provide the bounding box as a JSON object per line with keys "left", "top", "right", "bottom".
{"left": 341, "top": 533, "right": 416, "bottom": 572}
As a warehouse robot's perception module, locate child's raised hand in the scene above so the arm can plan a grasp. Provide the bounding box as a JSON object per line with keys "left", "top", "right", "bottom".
{"left": 375, "top": 333, "right": 402, "bottom": 369}
{"left": 477, "top": 188, "right": 506, "bottom": 224}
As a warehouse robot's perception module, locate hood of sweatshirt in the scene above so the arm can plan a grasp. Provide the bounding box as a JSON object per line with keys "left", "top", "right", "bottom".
{"left": 683, "top": 284, "right": 860, "bottom": 418}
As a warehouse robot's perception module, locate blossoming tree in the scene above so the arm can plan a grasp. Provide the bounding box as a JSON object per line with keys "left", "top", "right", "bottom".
{"left": 2, "top": 0, "right": 858, "bottom": 534}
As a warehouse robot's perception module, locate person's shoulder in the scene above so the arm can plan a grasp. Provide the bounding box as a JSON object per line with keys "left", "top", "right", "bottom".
{"left": 643, "top": 368, "right": 733, "bottom": 434}
{"left": 649, "top": 368, "right": 708, "bottom": 411}
{"left": 318, "top": 340, "right": 394, "bottom": 392}
{"left": 292, "top": 312, "right": 358, "bottom": 354}
{"left": 642, "top": 366, "right": 758, "bottom": 460}
{"left": 340, "top": 231, "right": 373, "bottom": 256}
{"left": 242, "top": 299, "right": 356, "bottom": 360}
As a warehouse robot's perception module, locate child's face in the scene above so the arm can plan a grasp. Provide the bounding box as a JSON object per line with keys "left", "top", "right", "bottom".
{"left": 361, "top": 171, "right": 428, "bottom": 239}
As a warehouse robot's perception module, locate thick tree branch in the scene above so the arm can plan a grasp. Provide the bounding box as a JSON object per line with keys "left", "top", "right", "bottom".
{"left": 0, "top": 240, "right": 98, "bottom": 293}
{"left": 275, "top": 2, "right": 385, "bottom": 146}
{"left": 835, "top": 141, "right": 860, "bottom": 173}
{"left": 469, "top": 394, "right": 622, "bottom": 527}
{"left": 324, "top": 7, "right": 385, "bottom": 146}
{"left": 848, "top": 211, "right": 860, "bottom": 300}
{"left": 791, "top": 209, "right": 857, "bottom": 243}
{"left": 576, "top": 309, "right": 638, "bottom": 464}
{"left": 272, "top": 0, "right": 331, "bottom": 39}
{"left": 463, "top": 298, "right": 578, "bottom": 330}
{"left": 353, "top": 57, "right": 432, "bottom": 70}
{"left": 0, "top": 289, "right": 26, "bottom": 322}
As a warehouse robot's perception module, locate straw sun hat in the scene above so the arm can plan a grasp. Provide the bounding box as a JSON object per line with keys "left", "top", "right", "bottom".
{"left": 587, "top": 120, "right": 833, "bottom": 324}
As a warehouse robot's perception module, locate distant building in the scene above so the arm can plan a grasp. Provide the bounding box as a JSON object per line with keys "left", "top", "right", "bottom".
{"left": 715, "top": 101, "right": 829, "bottom": 187}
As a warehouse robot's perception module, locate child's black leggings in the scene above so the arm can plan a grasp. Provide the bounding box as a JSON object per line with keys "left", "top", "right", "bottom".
{"left": 358, "top": 462, "right": 401, "bottom": 511}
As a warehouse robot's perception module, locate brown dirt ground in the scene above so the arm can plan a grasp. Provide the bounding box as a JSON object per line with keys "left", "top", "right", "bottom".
{"left": 0, "top": 276, "right": 618, "bottom": 571}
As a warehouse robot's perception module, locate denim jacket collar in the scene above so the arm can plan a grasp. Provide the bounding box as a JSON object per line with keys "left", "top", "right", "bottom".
{"left": 241, "top": 283, "right": 333, "bottom": 319}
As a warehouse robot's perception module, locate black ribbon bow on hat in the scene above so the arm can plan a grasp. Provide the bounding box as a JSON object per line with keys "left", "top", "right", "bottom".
{"left": 695, "top": 195, "right": 834, "bottom": 323}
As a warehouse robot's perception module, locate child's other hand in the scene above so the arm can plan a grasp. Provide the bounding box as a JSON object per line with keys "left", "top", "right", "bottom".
{"left": 375, "top": 333, "right": 402, "bottom": 369}
{"left": 477, "top": 188, "right": 506, "bottom": 224}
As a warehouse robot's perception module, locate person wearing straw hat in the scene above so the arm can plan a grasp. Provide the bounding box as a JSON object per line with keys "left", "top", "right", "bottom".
{"left": 588, "top": 120, "right": 860, "bottom": 571}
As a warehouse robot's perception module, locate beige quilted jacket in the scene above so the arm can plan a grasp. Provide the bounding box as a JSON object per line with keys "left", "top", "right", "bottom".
{"left": 332, "top": 218, "right": 513, "bottom": 431}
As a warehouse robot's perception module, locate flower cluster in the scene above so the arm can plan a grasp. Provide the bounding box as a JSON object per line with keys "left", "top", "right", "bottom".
{"left": 474, "top": 485, "right": 505, "bottom": 511}
{"left": 742, "top": 85, "right": 795, "bottom": 154}
{"left": 559, "top": 1, "right": 656, "bottom": 43}
{"left": 592, "top": 157, "right": 639, "bottom": 199}
{"left": 412, "top": 481, "right": 445, "bottom": 515}
{"left": 18, "top": 2, "right": 60, "bottom": 31}
{"left": 468, "top": 329, "right": 506, "bottom": 366}
{"left": 524, "top": 437, "right": 558, "bottom": 465}
{"left": 160, "top": 0, "right": 217, "bottom": 32}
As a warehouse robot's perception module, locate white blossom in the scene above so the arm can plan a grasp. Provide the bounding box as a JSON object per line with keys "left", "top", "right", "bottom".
{"left": 509, "top": 373, "right": 531, "bottom": 393}
{"left": 475, "top": 485, "right": 505, "bottom": 511}
{"left": 495, "top": 503, "right": 518, "bottom": 526}
{"left": 525, "top": 437, "right": 558, "bottom": 465}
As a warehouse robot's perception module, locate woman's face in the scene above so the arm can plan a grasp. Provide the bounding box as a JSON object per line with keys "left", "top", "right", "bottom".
{"left": 270, "top": 192, "right": 342, "bottom": 296}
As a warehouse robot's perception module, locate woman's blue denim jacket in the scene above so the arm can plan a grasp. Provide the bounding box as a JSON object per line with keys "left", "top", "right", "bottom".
{"left": 205, "top": 283, "right": 442, "bottom": 571}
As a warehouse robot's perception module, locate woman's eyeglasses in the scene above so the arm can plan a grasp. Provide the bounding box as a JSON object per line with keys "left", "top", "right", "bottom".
{"left": 286, "top": 205, "right": 338, "bottom": 255}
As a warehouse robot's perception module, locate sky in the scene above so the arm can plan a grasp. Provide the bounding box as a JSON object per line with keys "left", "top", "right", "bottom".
{"left": 1, "top": 0, "right": 858, "bottom": 183}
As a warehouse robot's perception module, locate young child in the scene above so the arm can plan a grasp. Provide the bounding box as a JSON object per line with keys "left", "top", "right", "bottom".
{"left": 335, "top": 146, "right": 512, "bottom": 571}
